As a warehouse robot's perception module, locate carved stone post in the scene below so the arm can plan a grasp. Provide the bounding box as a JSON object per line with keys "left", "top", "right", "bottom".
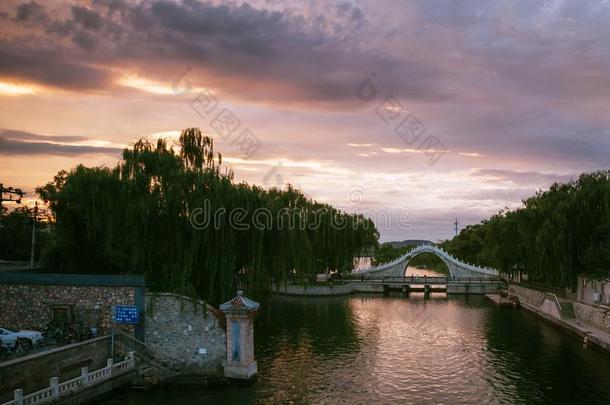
{"left": 50, "top": 377, "right": 59, "bottom": 399}
{"left": 14, "top": 389, "right": 23, "bottom": 405}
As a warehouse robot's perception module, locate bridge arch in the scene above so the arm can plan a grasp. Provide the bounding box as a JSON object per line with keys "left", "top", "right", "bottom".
{"left": 357, "top": 244, "right": 499, "bottom": 279}
{"left": 403, "top": 251, "right": 451, "bottom": 277}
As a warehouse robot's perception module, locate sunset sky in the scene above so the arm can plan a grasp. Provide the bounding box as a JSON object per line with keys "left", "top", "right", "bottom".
{"left": 1, "top": 0, "right": 609, "bottom": 241}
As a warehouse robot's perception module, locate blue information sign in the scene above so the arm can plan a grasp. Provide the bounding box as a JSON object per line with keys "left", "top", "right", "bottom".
{"left": 114, "top": 306, "right": 140, "bottom": 324}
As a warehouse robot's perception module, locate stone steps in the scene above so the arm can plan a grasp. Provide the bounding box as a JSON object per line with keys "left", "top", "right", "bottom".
{"left": 113, "top": 331, "right": 180, "bottom": 388}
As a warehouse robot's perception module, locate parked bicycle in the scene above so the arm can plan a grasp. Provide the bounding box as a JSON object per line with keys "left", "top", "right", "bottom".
{"left": 0, "top": 338, "right": 31, "bottom": 360}
{"left": 42, "top": 322, "right": 72, "bottom": 345}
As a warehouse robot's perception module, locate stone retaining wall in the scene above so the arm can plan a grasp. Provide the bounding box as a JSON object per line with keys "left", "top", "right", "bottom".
{"left": 509, "top": 284, "right": 565, "bottom": 321}
{"left": 145, "top": 293, "right": 226, "bottom": 377}
{"left": 273, "top": 283, "right": 385, "bottom": 296}
{"left": 574, "top": 302, "right": 610, "bottom": 332}
{"left": 0, "top": 283, "right": 135, "bottom": 334}
{"left": 447, "top": 283, "right": 502, "bottom": 294}
{"left": 508, "top": 284, "right": 546, "bottom": 307}
{"left": 274, "top": 283, "right": 355, "bottom": 296}
{"left": 510, "top": 283, "right": 610, "bottom": 333}
{"left": 0, "top": 273, "right": 145, "bottom": 339}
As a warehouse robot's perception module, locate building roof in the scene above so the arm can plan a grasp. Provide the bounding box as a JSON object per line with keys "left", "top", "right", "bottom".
{"left": 219, "top": 290, "right": 260, "bottom": 312}
{"left": 0, "top": 271, "right": 146, "bottom": 287}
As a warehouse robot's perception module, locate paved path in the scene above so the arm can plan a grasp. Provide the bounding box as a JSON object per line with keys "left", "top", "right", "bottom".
{"left": 565, "top": 317, "right": 610, "bottom": 351}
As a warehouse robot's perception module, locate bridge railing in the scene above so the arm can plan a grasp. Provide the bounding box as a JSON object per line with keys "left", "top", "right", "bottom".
{"left": 450, "top": 276, "right": 503, "bottom": 283}
{"left": 343, "top": 275, "right": 503, "bottom": 284}
{"left": 355, "top": 243, "right": 499, "bottom": 276}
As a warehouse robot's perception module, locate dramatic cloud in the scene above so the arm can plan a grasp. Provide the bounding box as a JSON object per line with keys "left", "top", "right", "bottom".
{"left": 0, "top": 129, "right": 123, "bottom": 156}
{"left": 1, "top": 0, "right": 609, "bottom": 240}
{"left": 472, "top": 169, "right": 576, "bottom": 186}
{"left": 0, "top": 45, "right": 115, "bottom": 91}
{"left": 0, "top": 1, "right": 403, "bottom": 102}
{"left": 0, "top": 129, "right": 89, "bottom": 143}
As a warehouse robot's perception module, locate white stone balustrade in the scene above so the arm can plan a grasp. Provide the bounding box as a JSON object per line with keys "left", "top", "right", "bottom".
{"left": 2, "top": 352, "right": 135, "bottom": 405}
{"left": 357, "top": 244, "right": 499, "bottom": 278}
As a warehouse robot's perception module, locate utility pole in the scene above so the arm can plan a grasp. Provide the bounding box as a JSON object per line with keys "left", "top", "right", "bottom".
{"left": 0, "top": 183, "right": 26, "bottom": 249}
{"left": 454, "top": 218, "right": 459, "bottom": 237}
{"left": 28, "top": 201, "right": 47, "bottom": 270}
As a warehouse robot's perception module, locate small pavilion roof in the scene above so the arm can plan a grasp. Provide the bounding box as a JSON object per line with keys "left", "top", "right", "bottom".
{"left": 220, "top": 290, "right": 260, "bottom": 312}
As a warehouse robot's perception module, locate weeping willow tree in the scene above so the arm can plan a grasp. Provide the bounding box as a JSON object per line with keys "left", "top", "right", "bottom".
{"left": 37, "top": 128, "right": 379, "bottom": 304}
{"left": 442, "top": 171, "right": 610, "bottom": 288}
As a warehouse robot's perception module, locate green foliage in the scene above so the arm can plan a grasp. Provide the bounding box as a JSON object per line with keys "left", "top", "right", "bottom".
{"left": 442, "top": 171, "right": 610, "bottom": 288}
{"left": 37, "top": 128, "right": 379, "bottom": 304}
{"left": 0, "top": 206, "right": 50, "bottom": 261}
{"left": 408, "top": 253, "right": 449, "bottom": 275}
{"left": 371, "top": 243, "right": 409, "bottom": 266}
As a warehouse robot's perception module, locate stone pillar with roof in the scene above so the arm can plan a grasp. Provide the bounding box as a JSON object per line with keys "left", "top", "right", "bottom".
{"left": 219, "top": 290, "right": 260, "bottom": 380}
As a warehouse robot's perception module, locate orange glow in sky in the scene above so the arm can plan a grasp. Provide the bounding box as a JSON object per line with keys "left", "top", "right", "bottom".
{"left": 1, "top": 0, "right": 608, "bottom": 240}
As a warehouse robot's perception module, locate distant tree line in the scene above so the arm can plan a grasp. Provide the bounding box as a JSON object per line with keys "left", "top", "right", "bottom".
{"left": 442, "top": 171, "right": 610, "bottom": 288}
{"left": 0, "top": 206, "right": 52, "bottom": 261}
{"left": 36, "top": 128, "right": 379, "bottom": 304}
{"left": 371, "top": 243, "right": 410, "bottom": 266}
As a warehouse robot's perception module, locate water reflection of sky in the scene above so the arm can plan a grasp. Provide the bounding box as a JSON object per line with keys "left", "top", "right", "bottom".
{"left": 110, "top": 285, "right": 610, "bottom": 404}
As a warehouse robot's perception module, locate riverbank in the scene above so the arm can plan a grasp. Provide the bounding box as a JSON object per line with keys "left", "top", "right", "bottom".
{"left": 509, "top": 283, "right": 610, "bottom": 353}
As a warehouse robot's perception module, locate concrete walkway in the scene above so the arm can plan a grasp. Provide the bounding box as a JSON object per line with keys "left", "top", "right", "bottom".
{"left": 564, "top": 317, "right": 610, "bottom": 352}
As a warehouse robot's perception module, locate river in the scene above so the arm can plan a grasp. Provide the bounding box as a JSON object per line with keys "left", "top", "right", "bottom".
{"left": 110, "top": 267, "right": 610, "bottom": 404}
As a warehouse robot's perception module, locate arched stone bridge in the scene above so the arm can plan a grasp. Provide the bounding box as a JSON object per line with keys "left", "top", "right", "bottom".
{"left": 358, "top": 244, "right": 499, "bottom": 278}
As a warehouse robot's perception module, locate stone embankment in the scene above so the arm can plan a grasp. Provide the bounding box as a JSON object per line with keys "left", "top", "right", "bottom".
{"left": 273, "top": 282, "right": 383, "bottom": 296}
{"left": 144, "top": 293, "right": 226, "bottom": 380}
{"left": 509, "top": 283, "right": 610, "bottom": 352}
{"left": 274, "top": 280, "right": 502, "bottom": 296}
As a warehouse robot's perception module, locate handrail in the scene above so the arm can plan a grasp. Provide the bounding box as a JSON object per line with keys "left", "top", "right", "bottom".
{"left": 112, "top": 329, "right": 179, "bottom": 373}
{"left": 546, "top": 293, "right": 563, "bottom": 311}
{"left": 113, "top": 328, "right": 149, "bottom": 352}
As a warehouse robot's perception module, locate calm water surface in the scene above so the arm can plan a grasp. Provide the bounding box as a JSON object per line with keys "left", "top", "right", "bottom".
{"left": 111, "top": 268, "right": 610, "bottom": 404}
